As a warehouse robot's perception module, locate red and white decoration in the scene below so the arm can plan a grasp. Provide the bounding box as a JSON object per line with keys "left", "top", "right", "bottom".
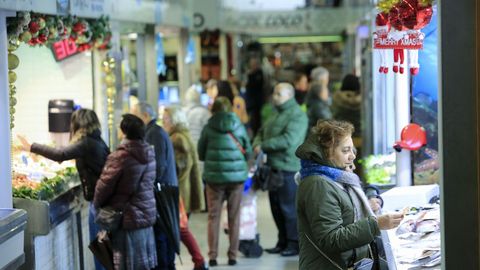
{"left": 373, "top": 0, "right": 433, "bottom": 75}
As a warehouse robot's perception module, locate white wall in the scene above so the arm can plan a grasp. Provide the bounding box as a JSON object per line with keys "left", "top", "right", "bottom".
{"left": 13, "top": 44, "right": 93, "bottom": 143}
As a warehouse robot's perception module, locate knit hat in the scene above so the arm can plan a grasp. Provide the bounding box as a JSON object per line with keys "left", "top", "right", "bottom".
{"left": 340, "top": 74, "right": 360, "bottom": 92}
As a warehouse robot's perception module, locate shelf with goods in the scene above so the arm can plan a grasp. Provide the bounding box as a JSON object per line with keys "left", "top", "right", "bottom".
{"left": 9, "top": 145, "right": 90, "bottom": 270}
{"left": 11, "top": 148, "right": 80, "bottom": 201}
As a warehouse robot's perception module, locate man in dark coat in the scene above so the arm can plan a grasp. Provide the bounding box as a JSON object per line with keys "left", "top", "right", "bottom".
{"left": 132, "top": 102, "right": 179, "bottom": 270}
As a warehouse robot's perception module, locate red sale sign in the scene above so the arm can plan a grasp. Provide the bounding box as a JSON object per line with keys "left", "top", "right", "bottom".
{"left": 51, "top": 39, "right": 80, "bottom": 61}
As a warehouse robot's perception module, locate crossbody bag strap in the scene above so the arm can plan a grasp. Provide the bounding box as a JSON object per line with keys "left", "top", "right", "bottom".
{"left": 227, "top": 132, "right": 246, "bottom": 155}
{"left": 304, "top": 232, "right": 343, "bottom": 270}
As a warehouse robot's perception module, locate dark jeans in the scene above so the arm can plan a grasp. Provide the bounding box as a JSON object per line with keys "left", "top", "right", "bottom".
{"left": 153, "top": 223, "right": 176, "bottom": 270}
{"left": 89, "top": 203, "right": 105, "bottom": 270}
{"left": 268, "top": 171, "right": 298, "bottom": 249}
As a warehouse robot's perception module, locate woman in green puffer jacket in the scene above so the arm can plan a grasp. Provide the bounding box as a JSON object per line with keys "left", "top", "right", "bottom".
{"left": 197, "top": 96, "right": 252, "bottom": 266}
{"left": 296, "top": 120, "right": 403, "bottom": 270}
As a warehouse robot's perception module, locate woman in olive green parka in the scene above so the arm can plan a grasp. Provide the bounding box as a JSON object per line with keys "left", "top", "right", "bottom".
{"left": 197, "top": 97, "right": 252, "bottom": 266}
{"left": 296, "top": 120, "right": 403, "bottom": 270}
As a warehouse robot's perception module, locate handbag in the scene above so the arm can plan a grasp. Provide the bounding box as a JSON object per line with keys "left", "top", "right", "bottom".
{"left": 252, "top": 152, "right": 284, "bottom": 191}
{"left": 88, "top": 232, "right": 115, "bottom": 270}
{"left": 95, "top": 167, "right": 146, "bottom": 231}
{"left": 304, "top": 232, "right": 373, "bottom": 270}
{"left": 95, "top": 206, "right": 124, "bottom": 232}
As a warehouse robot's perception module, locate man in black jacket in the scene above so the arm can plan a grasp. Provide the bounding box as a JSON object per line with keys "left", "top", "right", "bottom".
{"left": 132, "top": 102, "right": 180, "bottom": 270}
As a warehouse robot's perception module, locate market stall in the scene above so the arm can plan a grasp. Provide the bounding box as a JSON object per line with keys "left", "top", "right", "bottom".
{"left": 370, "top": 0, "right": 440, "bottom": 268}
{"left": 4, "top": 10, "right": 112, "bottom": 270}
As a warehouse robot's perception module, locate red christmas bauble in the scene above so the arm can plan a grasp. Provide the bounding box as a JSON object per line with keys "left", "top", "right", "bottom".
{"left": 413, "top": 4, "right": 433, "bottom": 29}
{"left": 376, "top": 12, "right": 390, "bottom": 27}
{"left": 38, "top": 34, "right": 48, "bottom": 43}
{"left": 29, "top": 21, "right": 40, "bottom": 34}
{"left": 389, "top": 6, "right": 406, "bottom": 31}
{"left": 28, "top": 37, "right": 38, "bottom": 46}
{"left": 395, "top": 0, "right": 433, "bottom": 30}
{"left": 73, "top": 22, "right": 85, "bottom": 34}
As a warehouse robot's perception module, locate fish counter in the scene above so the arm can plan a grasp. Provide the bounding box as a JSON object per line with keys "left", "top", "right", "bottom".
{"left": 10, "top": 148, "right": 93, "bottom": 269}
{"left": 380, "top": 185, "right": 441, "bottom": 270}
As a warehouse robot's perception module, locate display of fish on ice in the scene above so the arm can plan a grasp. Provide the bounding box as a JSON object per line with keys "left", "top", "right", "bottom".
{"left": 396, "top": 209, "right": 440, "bottom": 235}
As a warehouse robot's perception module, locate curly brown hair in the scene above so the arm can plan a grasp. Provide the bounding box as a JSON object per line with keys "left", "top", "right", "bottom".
{"left": 311, "top": 120, "right": 354, "bottom": 158}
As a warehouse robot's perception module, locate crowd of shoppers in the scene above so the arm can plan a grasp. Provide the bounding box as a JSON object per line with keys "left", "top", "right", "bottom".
{"left": 15, "top": 54, "right": 401, "bottom": 270}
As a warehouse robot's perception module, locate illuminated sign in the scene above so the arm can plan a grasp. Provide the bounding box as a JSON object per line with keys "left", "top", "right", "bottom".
{"left": 51, "top": 39, "right": 80, "bottom": 61}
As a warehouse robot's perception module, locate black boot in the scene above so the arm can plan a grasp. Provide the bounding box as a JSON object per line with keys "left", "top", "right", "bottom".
{"left": 280, "top": 241, "right": 299, "bottom": 257}
{"left": 265, "top": 245, "right": 284, "bottom": 254}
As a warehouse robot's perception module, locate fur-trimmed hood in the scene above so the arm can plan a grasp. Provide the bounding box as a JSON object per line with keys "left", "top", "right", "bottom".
{"left": 332, "top": 90, "right": 361, "bottom": 111}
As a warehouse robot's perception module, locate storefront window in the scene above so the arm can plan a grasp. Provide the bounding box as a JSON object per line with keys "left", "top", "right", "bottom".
{"left": 411, "top": 8, "right": 439, "bottom": 185}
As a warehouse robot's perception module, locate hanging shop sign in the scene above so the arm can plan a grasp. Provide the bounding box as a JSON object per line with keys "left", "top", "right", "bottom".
{"left": 56, "top": 0, "right": 70, "bottom": 15}
{"left": 70, "top": 0, "right": 105, "bottom": 18}
{"left": 222, "top": 10, "right": 308, "bottom": 35}
{"left": 373, "top": 0, "right": 433, "bottom": 75}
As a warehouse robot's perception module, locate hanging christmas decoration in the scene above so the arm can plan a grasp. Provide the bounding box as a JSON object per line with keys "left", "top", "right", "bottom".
{"left": 102, "top": 56, "right": 116, "bottom": 147}
{"left": 7, "top": 39, "right": 20, "bottom": 129}
{"left": 374, "top": 12, "right": 391, "bottom": 73}
{"left": 373, "top": 0, "right": 434, "bottom": 75}
{"left": 7, "top": 12, "right": 111, "bottom": 51}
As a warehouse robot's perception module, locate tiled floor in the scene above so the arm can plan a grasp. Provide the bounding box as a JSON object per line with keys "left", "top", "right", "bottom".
{"left": 176, "top": 191, "right": 299, "bottom": 270}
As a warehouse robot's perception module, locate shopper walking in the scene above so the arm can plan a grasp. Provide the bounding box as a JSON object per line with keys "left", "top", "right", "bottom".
{"left": 131, "top": 102, "right": 180, "bottom": 270}
{"left": 198, "top": 97, "right": 252, "bottom": 267}
{"left": 253, "top": 83, "right": 308, "bottom": 257}
{"left": 94, "top": 114, "right": 157, "bottom": 270}
{"left": 183, "top": 86, "right": 211, "bottom": 146}
{"left": 306, "top": 66, "right": 332, "bottom": 129}
{"left": 17, "top": 108, "right": 110, "bottom": 270}
{"left": 295, "top": 120, "right": 402, "bottom": 270}
{"left": 163, "top": 105, "right": 208, "bottom": 270}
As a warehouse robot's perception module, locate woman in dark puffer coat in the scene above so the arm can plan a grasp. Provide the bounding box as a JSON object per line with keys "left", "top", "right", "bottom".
{"left": 94, "top": 114, "right": 157, "bottom": 270}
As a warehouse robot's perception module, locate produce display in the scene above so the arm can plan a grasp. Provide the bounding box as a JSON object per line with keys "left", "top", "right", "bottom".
{"left": 11, "top": 149, "right": 79, "bottom": 200}
{"left": 359, "top": 153, "right": 396, "bottom": 185}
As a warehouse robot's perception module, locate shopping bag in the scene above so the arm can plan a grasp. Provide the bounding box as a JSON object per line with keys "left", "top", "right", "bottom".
{"left": 88, "top": 234, "right": 115, "bottom": 270}
{"left": 222, "top": 188, "right": 258, "bottom": 240}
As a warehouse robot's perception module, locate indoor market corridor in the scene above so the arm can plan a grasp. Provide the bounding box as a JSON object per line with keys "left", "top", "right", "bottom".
{"left": 176, "top": 191, "right": 298, "bottom": 270}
